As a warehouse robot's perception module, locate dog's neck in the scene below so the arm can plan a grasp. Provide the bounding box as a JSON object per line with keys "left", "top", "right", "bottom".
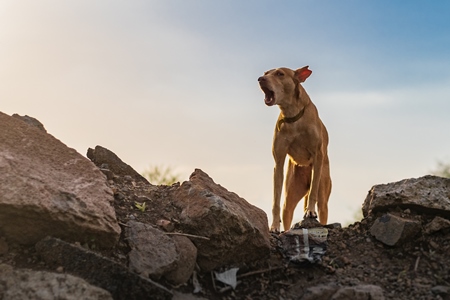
{"left": 276, "top": 106, "right": 306, "bottom": 131}
{"left": 277, "top": 85, "right": 311, "bottom": 130}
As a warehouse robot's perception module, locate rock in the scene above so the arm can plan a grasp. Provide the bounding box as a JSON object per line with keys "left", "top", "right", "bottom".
{"left": 301, "top": 284, "right": 339, "bottom": 300}
{"left": 298, "top": 217, "right": 322, "bottom": 228}
{"left": 172, "top": 169, "right": 270, "bottom": 271}
{"left": 301, "top": 284, "right": 384, "bottom": 300}
{"left": 325, "top": 223, "right": 342, "bottom": 230}
{"left": 0, "top": 263, "right": 112, "bottom": 300}
{"left": 165, "top": 235, "right": 198, "bottom": 284}
{"left": 431, "top": 285, "right": 450, "bottom": 295}
{"left": 124, "top": 221, "right": 178, "bottom": 280}
{"left": 424, "top": 216, "right": 450, "bottom": 234}
{"left": 12, "top": 113, "right": 47, "bottom": 132}
{"left": 332, "top": 285, "right": 385, "bottom": 300}
{"left": 369, "top": 213, "right": 421, "bottom": 246}
{"left": 0, "top": 238, "right": 8, "bottom": 256}
{"left": 35, "top": 236, "right": 172, "bottom": 300}
{"left": 124, "top": 222, "right": 196, "bottom": 284}
{"left": 87, "top": 145, "right": 149, "bottom": 183}
{"left": 156, "top": 219, "right": 176, "bottom": 232}
{"left": 0, "top": 112, "right": 120, "bottom": 248}
{"left": 362, "top": 175, "right": 450, "bottom": 217}
{"left": 172, "top": 292, "right": 208, "bottom": 300}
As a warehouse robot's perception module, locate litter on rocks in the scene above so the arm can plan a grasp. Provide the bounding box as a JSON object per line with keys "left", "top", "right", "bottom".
{"left": 279, "top": 221, "right": 328, "bottom": 265}
{"left": 214, "top": 267, "right": 239, "bottom": 289}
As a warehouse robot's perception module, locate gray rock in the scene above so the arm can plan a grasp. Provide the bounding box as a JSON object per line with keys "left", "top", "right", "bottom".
{"left": 12, "top": 113, "right": 47, "bottom": 132}
{"left": 35, "top": 236, "right": 173, "bottom": 300}
{"left": 0, "top": 238, "right": 8, "bottom": 256}
{"left": 370, "top": 213, "right": 421, "bottom": 246}
{"left": 172, "top": 292, "right": 208, "bottom": 300}
{"left": 424, "top": 216, "right": 450, "bottom": 234}
{"left": 332, "top": 285, "right": 385, "bottom": 300}
{"left": 124, "top": 221, "right": 178, "bottom": 280}
{"left": 173, "top": 169, "right": 271, "bottom": 271}
{"left": 325, "top": 222, "right": 342, "bottom": 230}
{"left": 362, "top": 175, "right": 450, "bottom": 217}
{"left": 301, "top": 284, "right": 339, "bottom": 300}
{"left": 431, "top": 285, "right": 450, "bottom": 295}
{"left": 0, "top": 263, "right": 112, "bottom": 300}
{"left": 165, "top": 235, "right": 198, "bottom": 285}
{"left": 0, "top": 112, "right": 120, "bottom": 248}
{"left": 124, "top": 222, "right": 196, "bottom": 284}
{"left": 301, "top": 284, "right": 384, "bottom": 300}
{"left": 87, "top": 145, "right": 149, "bottom": 183}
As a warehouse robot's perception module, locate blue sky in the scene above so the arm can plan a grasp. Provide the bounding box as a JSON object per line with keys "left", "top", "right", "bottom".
{"left": 2, "top": 1, "right": 450, "bottom": 225}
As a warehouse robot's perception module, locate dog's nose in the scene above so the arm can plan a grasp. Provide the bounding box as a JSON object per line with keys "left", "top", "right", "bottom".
{"left": 258, "top": 76, "right": 266, "bottom": 82}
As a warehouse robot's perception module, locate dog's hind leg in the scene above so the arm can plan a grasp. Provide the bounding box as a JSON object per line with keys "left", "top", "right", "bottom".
{"left": 317, "top": 158, "right": 331, "bottom": 225}
{"left": 283, "top": 160, "right": 312, "bottom": 231}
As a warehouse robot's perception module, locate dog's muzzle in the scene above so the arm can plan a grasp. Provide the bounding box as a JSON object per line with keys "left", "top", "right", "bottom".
{"left": 258, "top": 76, "right": 275, "bottom": 106}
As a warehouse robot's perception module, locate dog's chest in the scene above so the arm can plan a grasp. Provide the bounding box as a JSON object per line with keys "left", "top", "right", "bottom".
{"left": 287, "top": 144, "right": 313, "bottom": 166}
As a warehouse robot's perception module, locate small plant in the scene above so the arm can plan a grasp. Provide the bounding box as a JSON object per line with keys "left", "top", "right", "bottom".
{"left": 142, "top": 165, "right": 182, "bottom": 185}
{"left": 431, "top": 160, "right": 450, "bottom": 178}
{"left": 134, "top": 201, "right": 146, "bottom": 212}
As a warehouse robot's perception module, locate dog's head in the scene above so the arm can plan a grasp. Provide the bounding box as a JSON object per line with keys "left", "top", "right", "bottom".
{"left": 258, "top": 66, "right": 312, "bottom": 106}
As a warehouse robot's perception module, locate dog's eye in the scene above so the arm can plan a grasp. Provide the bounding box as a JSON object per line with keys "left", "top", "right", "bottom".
{"left": 276, "top": 71, "right": 284, "bottom": 77}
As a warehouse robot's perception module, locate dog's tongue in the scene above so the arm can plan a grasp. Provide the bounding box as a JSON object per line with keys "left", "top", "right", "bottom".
{"left": 261, "top": 86, "right": 275, "bottom": 106}
{"left": 265, "top": 93, "right": 275, "bottom": 106}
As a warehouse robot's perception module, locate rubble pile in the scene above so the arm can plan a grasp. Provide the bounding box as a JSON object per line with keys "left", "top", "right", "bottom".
{"left": 1, "top": 112, "right": 449, "bottom": 300}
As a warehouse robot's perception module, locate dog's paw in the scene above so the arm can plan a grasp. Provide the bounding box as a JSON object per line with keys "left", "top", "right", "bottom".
{"left": 270, "top": 226, "right": 281, "bottom": 233}
{"left": 270, "top": 219, "right": 281, "bottom": 233}
{"left": 304, "top": 210, "right": 318, "bottom": 219}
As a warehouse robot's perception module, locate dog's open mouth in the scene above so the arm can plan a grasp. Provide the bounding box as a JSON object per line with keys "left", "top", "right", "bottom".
{"left": 261, "top": 86, "right": 275, "bottom": 106}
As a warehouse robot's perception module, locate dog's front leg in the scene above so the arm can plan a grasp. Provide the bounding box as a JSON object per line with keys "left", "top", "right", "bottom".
{"left": 271, "top": 144, "right": 287, "bottom": 232}
{"left": 271, "top": 162, "right": 284, "bottom": 231}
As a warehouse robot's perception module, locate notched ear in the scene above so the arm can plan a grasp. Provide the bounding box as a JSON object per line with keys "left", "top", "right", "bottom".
{"left": 295, "top": 66, "right": 312, "bottom": 83}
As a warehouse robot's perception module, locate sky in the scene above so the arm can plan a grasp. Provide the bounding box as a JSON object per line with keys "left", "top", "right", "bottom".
{"left": 1, "top": 1, "right": 450, "bottom": 226}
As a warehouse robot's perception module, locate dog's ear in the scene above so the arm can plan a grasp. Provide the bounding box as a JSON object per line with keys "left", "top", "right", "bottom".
{"left": 295, "top": 66, "right": 312, "bottom": 83}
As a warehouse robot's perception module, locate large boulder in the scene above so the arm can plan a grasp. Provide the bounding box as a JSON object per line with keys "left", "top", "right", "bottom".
{"left": 172, "top": 169, "right": 271, "bottom": 271}
{"left": 0, "top": 112, "right": 120, "bottom": 248}
{"left": 362, "top": 175, "right": 450, "bottom": 218}
{"left": 0, "top": 264, "right": 113, "bottom": 300}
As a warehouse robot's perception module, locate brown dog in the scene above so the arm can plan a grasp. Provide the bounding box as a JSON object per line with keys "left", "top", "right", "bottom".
{"left": 258, "top": 66, "right": 331, "bottom": 231}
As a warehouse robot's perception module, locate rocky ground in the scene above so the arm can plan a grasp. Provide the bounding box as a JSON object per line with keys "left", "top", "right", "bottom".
{"left": 1, "top": 113, "right": 450, "bottom": 300}
{"left": 2, "top": 172, "right": 450, "bottom": 299}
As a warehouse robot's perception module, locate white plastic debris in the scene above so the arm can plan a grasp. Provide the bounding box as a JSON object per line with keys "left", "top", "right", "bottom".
{"left": 280, "top": 227, "right": 328, "bottom": 264}
{"left": 214, "top": 267, "right": 239, "bottom": 289}
{"left": 192, "top": 271, "right": 202, "bottom": 293}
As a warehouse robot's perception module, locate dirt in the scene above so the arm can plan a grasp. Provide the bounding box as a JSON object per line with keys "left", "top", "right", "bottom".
{"left": 1, "top": 174, "right": 449, "bottom": 300}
